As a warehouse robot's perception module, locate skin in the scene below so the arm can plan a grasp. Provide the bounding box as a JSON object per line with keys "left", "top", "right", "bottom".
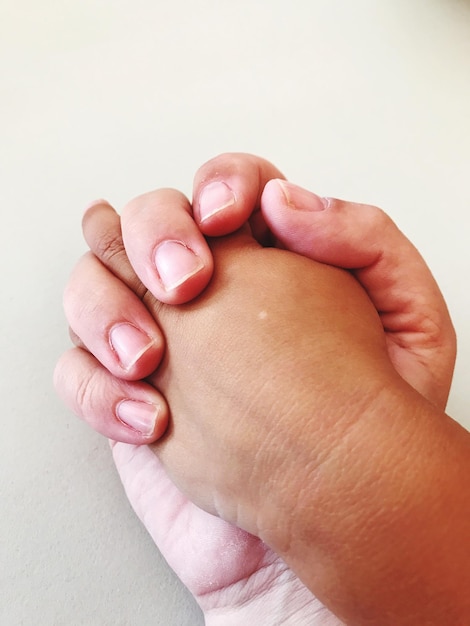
{"left": 60, "top": 223, "right": 470, "bottom": 625}
{"left": 54, "top": 154, "right": 466, "bottom": 623}
{"left": 60, "top": 154, "right": 455, "bottom": 444}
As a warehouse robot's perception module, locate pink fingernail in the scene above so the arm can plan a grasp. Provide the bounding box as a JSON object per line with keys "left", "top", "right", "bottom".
{"left": 109, "top": 323, "right": 155, "bottom": 371}
{"left": 116, "top": 400, "right": 158, "bottom": 435}
{"left": 277, "top": 180, "right": 327, "bottom": 211}
{"left": 154, "top": 240, "right": 204, "bottom": 291}
{"left": 198, "top": 181, "right": 236, "bottom": 223}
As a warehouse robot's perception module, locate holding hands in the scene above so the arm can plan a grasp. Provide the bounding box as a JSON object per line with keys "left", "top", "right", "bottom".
{"left": 54, "top": 154, "right": 468, "bottom": 625}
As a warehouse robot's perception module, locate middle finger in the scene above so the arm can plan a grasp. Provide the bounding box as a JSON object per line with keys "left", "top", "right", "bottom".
{"left": 122, "top": 188, "right": 214, "bottom": 304}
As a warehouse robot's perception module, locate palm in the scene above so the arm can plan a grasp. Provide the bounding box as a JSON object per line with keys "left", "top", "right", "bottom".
{"left": 111, "top": 441, "right": 341, "bottom": 624}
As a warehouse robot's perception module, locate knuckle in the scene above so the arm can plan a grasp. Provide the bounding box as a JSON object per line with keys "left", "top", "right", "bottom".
{"left": 74, "top": 365, "right": 100, "bottom": 418}
{"left": 94, "top": 229, "right": 126, "bottom": 268}
{"left": 416, "top": 306, "right": 456, "bottom": 352}
{"left": 365, "top": 203, "right": 392, "bottom": 228}
{"left": 64, "top": 265, "right": 103, "bottom": 328}
{"left": 54, "top": 349, "right": 101, "bottom": 420}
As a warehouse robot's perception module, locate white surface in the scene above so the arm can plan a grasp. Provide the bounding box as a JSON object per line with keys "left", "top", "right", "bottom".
{"left": 1, "top": 1, "right": 469, "bottom": 624}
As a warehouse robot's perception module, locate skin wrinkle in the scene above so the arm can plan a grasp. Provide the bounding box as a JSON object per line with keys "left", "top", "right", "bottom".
{"left": 316, "top": 395, "right": 454, "bottom": 624}
{"left": 281, "top": 384, "right": 379, "bottom": 552}
{"left": 201, "top": 556, "right": 281, "bottom": 604}
{"left": 253, "top": 330, "right": 392, "bottom": 558}
{"left": 246, "top": 358, "right": 343, "bottom": 530}
{"left": 206, "top": 560, "right": 338, "bottom": 626}
{"left": 67, "top": 262, "right": 115, "bottom": 331}
{"left": 62, "top": 160, "right": 466, "bottom": 620}
{"left": 90, "top": 228, "right": 128, "bottom": 275}
{"left": 379, "top": 292, "right": 443, "bottom": 338}
{"left": 297, "top": 391, "right": 388, "bottom": 526}
{"left": 72, "top": 350, "right": 99, "bottom": 416}
{"left": 86, "top": 206, "right": 149, "bottom": 298}
{"left": 158, "top": 239, "right": 368, "bottom": 536}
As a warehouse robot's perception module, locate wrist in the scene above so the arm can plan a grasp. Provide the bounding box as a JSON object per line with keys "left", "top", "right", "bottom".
{"left": 257, "top": 378, "right": 470, "bottom": 624}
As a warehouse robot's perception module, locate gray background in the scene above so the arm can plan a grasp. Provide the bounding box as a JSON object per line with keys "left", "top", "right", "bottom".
{"left": 1, "top": 1, "right": 469, "bottom": 624}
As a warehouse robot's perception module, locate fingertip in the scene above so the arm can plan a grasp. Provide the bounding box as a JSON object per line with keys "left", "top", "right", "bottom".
{"left": 192, "top": 153, "right": 285, "bottom": 237}
{"left": 261, "top": 180, "right": 329, "bottom": 255}
{"left": 160, "top": 268, "right": 213, "bottom": 304}
{"left": 197, "top": 181, "right": 237, "bottom": 224}
{"left": 153, "top": 239, "right": 213, "bottom": 304}
{"left": 115, "top": 396, "right": 169, "bottom": 443}
{"left": 194, "top": 179, "right": 249, "bottom": 237}
{"left": 119, "top": 189, "right": 215, "bottom": 305}
{"left": 262, "top": 179, "right": 327, "bottom": 213}
{"left": 82, "top": 199, "right": 115, "bottom": 226}
{"left": 108, "top": 322, "right": 163, "bottom": 380}
{"left": 260, "top": 178, "right": 284, "bottom": 209}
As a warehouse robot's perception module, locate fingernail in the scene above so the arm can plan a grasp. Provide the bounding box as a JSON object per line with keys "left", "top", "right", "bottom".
{"left": 198, "top": 181, "right": 236, "bottom": 223}
{"left": 116, "top": 399, "right": 158, "bottom": 436}
{"left": 109, "top": 323, "right": 155, "bottom": 371}
{"left": 277, "top": 180, "right": 327, "bottom": 211}
{"left": 154, "top": 240, "right": 204, "bottom": 291}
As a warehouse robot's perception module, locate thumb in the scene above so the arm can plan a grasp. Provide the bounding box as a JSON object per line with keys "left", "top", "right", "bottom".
{"left": 261, "top": 179, "right": 456, "bottom": 409}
